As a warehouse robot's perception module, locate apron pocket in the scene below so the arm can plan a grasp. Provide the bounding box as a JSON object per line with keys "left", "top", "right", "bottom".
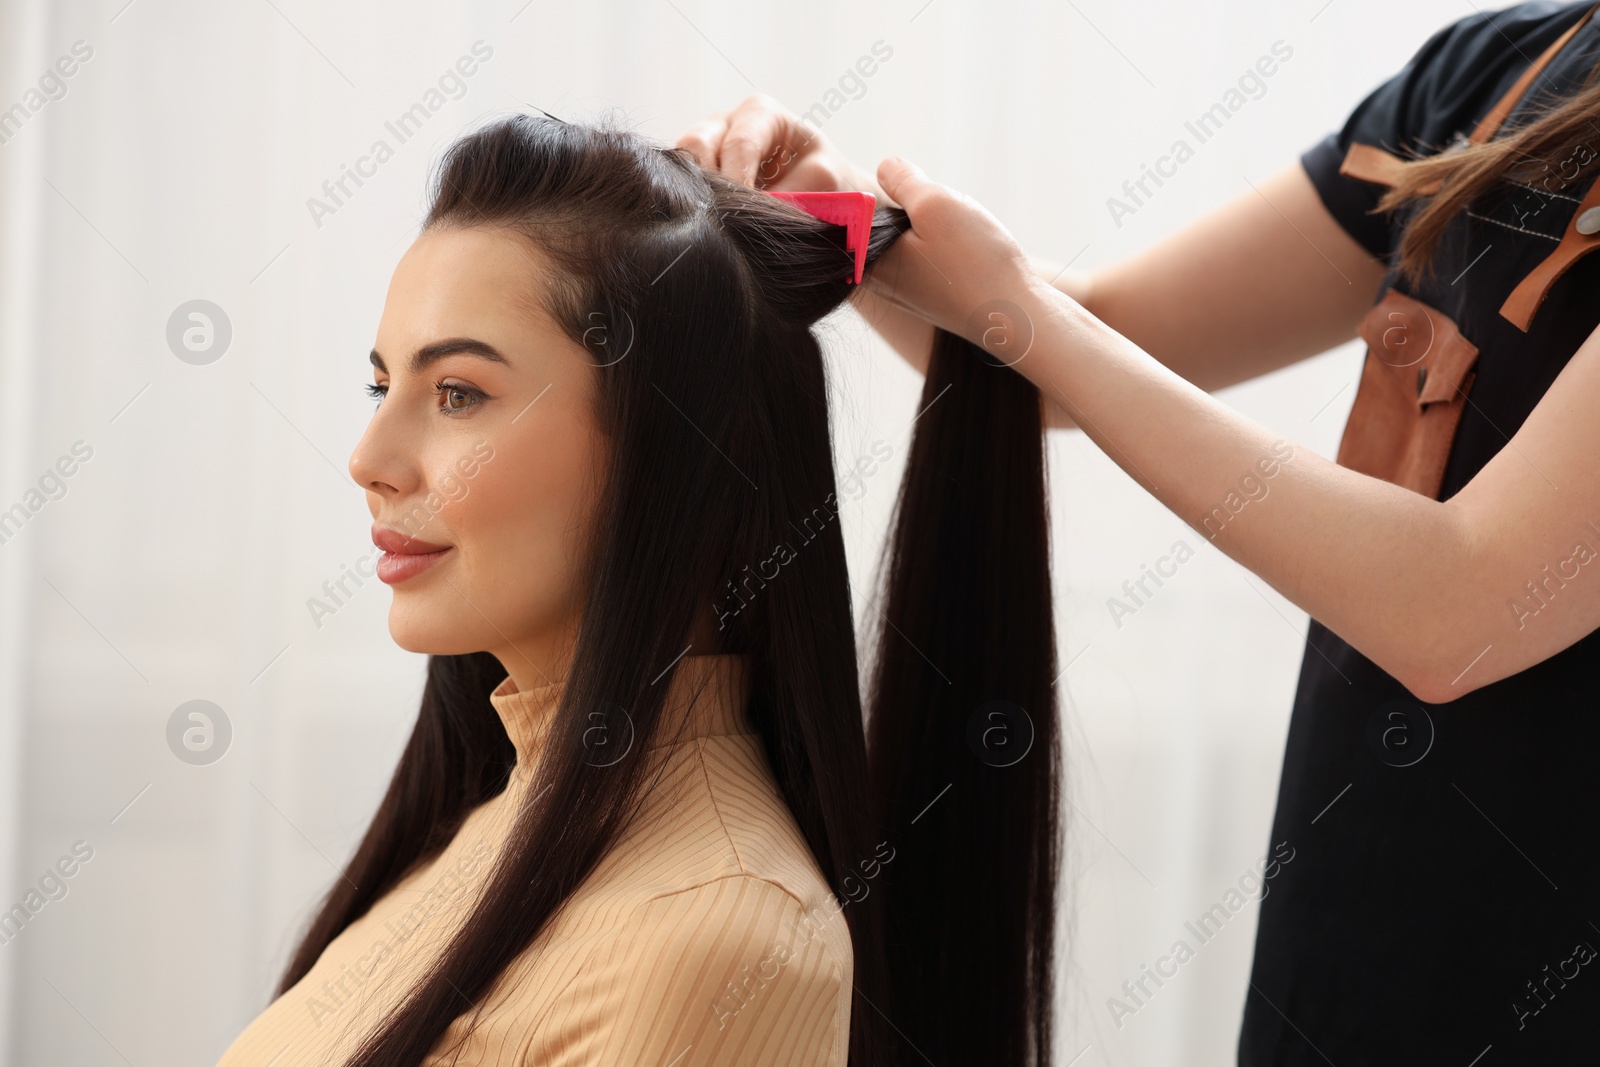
{"left": 1335, "top": 288, "right": 1479, "bottom": 500}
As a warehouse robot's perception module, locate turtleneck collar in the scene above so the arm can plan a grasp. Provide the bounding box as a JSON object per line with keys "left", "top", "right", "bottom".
{"left": 487, "top": 652, "right": 754, "bottom": 774}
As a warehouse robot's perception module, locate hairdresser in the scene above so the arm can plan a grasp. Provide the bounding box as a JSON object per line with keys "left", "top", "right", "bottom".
{"left": 680, "top": 2, "right": 1600, "bottom": 1061}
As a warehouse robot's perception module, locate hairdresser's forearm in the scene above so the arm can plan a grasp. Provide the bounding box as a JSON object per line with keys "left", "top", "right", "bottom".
{"left": 1013, "top": 275, "right": 1478, "bottom": 701}
{"left": 851, "top": 157, "right": 1383, "bottom": 428}
{"left": 1033, "top": 164, "right": 1385, "bottom": 395}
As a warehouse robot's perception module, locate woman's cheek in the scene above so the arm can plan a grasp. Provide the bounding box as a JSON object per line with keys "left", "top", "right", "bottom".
{"left": 452, "top": 455, "right": 579, "bottom": 609}
{"left": 435, "top": 468, "right": 469, "bottom": 504}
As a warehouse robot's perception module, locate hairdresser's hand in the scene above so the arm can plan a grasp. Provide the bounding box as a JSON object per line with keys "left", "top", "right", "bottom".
{"left": 676, "top": 94, "right": 884, "bottom": 197}
{"left": 868, "top": 157, "right": 1041, "bottom": 355}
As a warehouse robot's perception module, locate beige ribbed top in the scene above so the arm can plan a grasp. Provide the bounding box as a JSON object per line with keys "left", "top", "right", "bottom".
{"left": 215, "top": 653, "right": 852, "bottom": 1066}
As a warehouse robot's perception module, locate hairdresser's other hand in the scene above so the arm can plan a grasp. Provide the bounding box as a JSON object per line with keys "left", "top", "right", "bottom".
{"left": 869, "top": 156, "right": 1038, "bottom": 351}
{"left": 676, "top": 94, "right": 883, "bottom": 197}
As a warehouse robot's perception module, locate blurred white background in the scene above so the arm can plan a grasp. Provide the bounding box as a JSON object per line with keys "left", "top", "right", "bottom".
{"left": 0, "top": 0, "right": 1470, "bottom": 1063}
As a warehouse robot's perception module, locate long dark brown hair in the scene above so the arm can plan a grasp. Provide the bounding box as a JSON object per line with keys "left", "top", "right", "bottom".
{"left": 278, "top": 114, "right": 1060, "bottom": 1066}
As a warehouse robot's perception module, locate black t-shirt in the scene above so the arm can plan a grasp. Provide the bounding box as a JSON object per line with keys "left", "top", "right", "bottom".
{"left": 1242, "top": 2, "right": 1600, "bottom": 1063}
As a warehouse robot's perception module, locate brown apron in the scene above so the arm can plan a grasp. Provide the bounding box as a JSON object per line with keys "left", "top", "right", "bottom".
{"left": 1332, "top": 2, "right": 1600, "bottom": 500}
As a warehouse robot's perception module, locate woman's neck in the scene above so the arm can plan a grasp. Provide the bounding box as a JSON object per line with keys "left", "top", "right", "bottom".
{"left": 489, "top": 598, "right": 727, "bottom": 694}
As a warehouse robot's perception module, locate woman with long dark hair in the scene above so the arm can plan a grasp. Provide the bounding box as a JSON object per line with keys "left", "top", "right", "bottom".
{"left": 682, "top": 0, "right": 1600, "bottom": 1061}
{"left": 214, "top": 114, "right": 1060, "bottom": 1067}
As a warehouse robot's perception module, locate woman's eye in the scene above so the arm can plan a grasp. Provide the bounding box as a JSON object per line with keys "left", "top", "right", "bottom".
{"left": 362, "top": 379, "right": 484, "bottom": 414}
{"left": 434, "top": 380, "right": 484, "bottom": 415}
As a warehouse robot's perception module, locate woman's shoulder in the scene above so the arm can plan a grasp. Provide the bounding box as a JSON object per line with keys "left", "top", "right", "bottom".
{"left": 522, "top": 869, "right": 852, "bottom": 1066}
{"left": 564, "top": 730, "right": 850, "bottom": 949}
{"left": 518, "top": 735, "right": 854, "bottom": 1065}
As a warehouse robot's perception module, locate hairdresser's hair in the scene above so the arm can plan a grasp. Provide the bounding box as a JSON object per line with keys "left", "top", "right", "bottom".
{"left": 278, "top": 113, "right": 1060, "bottom": 1067}
{"left": 1379, "top": 70, "right": 1600, "bottom": 282}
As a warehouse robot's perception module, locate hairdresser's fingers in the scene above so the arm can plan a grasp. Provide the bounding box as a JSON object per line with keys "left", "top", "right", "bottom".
{"left": 718, "top": 96, "right": 791, "bottom": 187}
{"left": 719, "top": 95, "right": 828, "bottom": 188}
{"left": 675, "top": 110, "right": 731, "bottom": 170}
{"left": 773, "top": 151, "right": 845, "bottom": 194}
{"left": 878, "top": 156, "right": 1023, "bottom": 257}
{"left": 869, "top": 158, "right": 950, "bottom": 323}
{"left": 871, "top": 156, "right": 1032, "bottom": 339}
{"left": 875, "top": 156, "right": 952, "bottom": 218}
{"left": 681, "top": 97, "right": 877, "bottom": 196}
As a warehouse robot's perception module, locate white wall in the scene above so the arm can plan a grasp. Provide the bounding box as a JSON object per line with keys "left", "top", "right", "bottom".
{"left": 0, "top": 0, "right": 1467, "bottom": 1064}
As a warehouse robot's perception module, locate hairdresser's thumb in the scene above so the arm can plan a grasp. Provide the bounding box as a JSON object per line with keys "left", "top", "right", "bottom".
{"left": 876, "top": 156, "right": 929, "bottom": 210}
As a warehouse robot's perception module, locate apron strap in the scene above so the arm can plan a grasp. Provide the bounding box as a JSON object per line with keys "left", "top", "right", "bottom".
{"left": 1467, "top": 2, "right": 1600, "bottom": 145}
{"left": 1492, "top": 3, "right": 1600, "bottom": 330}
{"left": 1338, "top": 141, "right": 1415, "bottom": 187}
{"left": 1501, "top": 175, "right": 1600, "bottom": 330}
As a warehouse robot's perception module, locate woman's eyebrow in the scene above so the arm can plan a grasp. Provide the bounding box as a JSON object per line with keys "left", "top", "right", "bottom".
{"left": 369, "top": 338, "right": 511, "bottom": 375}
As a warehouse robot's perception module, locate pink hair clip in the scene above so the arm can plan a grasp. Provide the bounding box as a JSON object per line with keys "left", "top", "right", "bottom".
{"left": 764, "top": 190, "right": 876, "bottom": 284}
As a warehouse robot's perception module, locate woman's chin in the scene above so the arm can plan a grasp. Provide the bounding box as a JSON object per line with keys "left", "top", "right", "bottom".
{"left": 386, "top": 605, "right": 475, "bottom": 657}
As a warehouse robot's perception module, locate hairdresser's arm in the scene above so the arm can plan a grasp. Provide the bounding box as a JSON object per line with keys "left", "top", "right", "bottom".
{"left": 1032, "top": 161, "right": 1386, "bottom": 388}
{"left": 850, "top": 161, "right": 1384, "bottom": 392}
{"left": 676, "top": 97, "right": 1385, "bottom": 429}
{"left": 869, "top": 155, "right": 1600, "bottom": 705}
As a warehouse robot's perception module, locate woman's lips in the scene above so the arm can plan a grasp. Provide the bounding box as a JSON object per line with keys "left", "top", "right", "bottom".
{"left": 376, "top": 545, "right": 452, "bottom": 584}
{"left": 371, "top": 524, "right": 453, "bottom": 584}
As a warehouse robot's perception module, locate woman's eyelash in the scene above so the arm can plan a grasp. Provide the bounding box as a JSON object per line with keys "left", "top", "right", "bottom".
{"left": 433, "top": 380, "right": 485, "bottom": 415}
{"left": 363, "top": 380, "right": 487, "bottom": 415}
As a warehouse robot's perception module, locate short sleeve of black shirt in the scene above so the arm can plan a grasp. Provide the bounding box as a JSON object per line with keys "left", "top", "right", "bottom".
{"left": 1300, "top": 0, "right": 1598, "bottom": 262}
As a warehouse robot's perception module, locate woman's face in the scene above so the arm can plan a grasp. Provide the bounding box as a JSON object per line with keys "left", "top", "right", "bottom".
{"left": 349, "top": 226, "right": 606, "bottom": 690}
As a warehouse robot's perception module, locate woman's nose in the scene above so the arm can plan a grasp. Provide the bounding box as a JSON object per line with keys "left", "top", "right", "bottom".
{"left": 348, "top": 407, "right": 417, "bottom": 498}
